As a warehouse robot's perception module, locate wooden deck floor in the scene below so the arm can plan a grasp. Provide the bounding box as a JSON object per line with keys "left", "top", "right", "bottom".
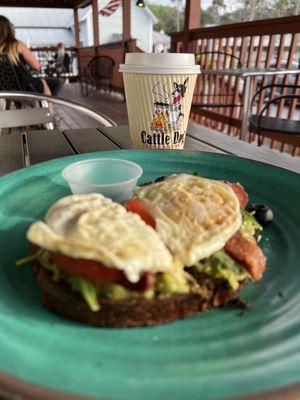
{"left": 55, "top": 83, "right": 128, "bottom": 130}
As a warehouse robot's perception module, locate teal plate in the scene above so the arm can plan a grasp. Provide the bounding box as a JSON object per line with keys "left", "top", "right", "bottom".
{"left": 0, "top": 150, "right": 300, "bottom": 400}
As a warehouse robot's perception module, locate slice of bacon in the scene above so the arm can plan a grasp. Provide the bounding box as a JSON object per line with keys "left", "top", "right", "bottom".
{"left": 224, "top": 232, "right": 266, "bottom": 281}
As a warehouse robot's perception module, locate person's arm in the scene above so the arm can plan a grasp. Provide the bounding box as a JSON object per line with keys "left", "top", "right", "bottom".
{"left": 18, "top": 41, "right": 40, "bottom": 71}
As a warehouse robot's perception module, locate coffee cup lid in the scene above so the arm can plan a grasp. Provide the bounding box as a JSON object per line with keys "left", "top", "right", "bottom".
{"left": 119, "top": 53, "right": 200, "bottom": 74}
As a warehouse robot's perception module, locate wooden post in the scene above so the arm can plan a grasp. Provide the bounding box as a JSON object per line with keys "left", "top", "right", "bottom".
{"left": 73, "top": 6, "right": 82, "bottom": 80}
{"left": 122, "top": 0, "right": 131, "bottom": 41}
{"left": 92, "top": 0, "right": 100, "bottom": 47}
{"left": 183, "top": 0, "right": 201, "bottom": 52}
{"left": 73, "top": 7, "right": 80, "bottom": 48}
{"left": 122, "top": 0, "right": 131, "bottom": 61}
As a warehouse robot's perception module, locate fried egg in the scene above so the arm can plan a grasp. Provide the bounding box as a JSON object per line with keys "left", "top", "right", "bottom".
{"left": 134, "top": 174, "right": 242, "bottom": 266}
{"left": 27, "top": 193, "right": 173, "bottom": 283}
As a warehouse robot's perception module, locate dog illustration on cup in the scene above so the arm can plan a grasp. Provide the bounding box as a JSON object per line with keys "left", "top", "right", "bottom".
{"left": 150, "top": 78, "right": 189, "bottom": 132}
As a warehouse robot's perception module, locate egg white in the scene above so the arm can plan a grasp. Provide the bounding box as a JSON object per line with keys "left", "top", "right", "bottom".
{"left": 134, "top": 174, "right": 242, "bottom": 266}
{"left": 27, "top": 193, "right": 173, "bottom": 283}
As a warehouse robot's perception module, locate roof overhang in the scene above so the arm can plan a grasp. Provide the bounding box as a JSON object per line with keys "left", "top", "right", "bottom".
{"left": 0, "top": 0, "right": 91, "bottom": 8}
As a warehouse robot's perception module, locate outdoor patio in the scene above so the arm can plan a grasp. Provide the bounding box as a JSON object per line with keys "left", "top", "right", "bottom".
{"left": 0, "top": 0, "right": 299, "bottom": 155}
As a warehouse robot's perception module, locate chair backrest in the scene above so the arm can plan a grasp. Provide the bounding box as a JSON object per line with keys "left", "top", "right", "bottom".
{"left": 251, "top": 83, "right": 300, "bottom": 120}
{"left": 250, "top": 83, "right": 300, "bottom": 155}
{"left": 0, "top": 55, "right": 23, "bottom": 91}
{"left": 196, "top": 51, "right": 242, "bottom": 70}
{"left": 88, "top": 56, "right": 115, "bottom": 79}
{"left": 0, "top": 107, "right": 54, "bottom": 129}
{"left": 0, "top": 54, "right": 40, "bottom": 93}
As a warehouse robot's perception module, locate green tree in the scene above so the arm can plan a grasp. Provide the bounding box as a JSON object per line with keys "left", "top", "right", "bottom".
{"left": 212, "top": 0, "right": 226, "bottom": 19}
{"left": 201, "top": 7, "right": 216, "bottom": 25}
{"left": 150, "top": 0, "right": 299, "bottom": 34}
{"left": 202, "top": 0, "right": 279, "bottom": 25}
{"left": 149, "top": 4, "right": 185, "bottom": 34}
{"left": 274, "top": 0, "right": 300, "bottom": 16}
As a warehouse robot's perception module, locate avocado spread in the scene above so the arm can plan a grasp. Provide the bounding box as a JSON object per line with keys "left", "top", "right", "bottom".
{"left": 191, "top": 251, "right": 250, "bottom": 291}
{"left": 18, "top": 250, "right": 195, "bottom": 312}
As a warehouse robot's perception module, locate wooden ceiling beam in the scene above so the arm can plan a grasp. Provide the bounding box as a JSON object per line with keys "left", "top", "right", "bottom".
{"left": 0, "top": 0, "right": 91, "bottom": 8}
{"left": 74, "top": 0, "right": 92, "bottom": 8}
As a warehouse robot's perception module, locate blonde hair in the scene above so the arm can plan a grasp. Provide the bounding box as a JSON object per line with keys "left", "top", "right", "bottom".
{"left": 0, "top": 15, "right": 19, "bottom": 65}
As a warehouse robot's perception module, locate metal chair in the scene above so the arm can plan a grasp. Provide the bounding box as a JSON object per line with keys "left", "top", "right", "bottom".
{"left": 193, "top": 51, "right": 242, "bottom": 109}
{"left": 0, "top": 91, "right": 117, "bottom": 133}
{"left": 249, "top": 83, "right": 300, "bottom": 152}
{"left": 0, "top": 55, "right": 59, "bottom": 129}
{"left": 81, "top": 56, "right": 115, "bottom": 96}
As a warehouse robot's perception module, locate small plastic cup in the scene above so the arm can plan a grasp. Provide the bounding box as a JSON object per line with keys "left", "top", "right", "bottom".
{"left": 62, "top": 158, "right": 143, "bottom": 203}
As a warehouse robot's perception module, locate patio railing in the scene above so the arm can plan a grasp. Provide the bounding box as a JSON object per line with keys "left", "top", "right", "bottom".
{"left": 31, "top": 40, "right": 140, "bottom": 93}
{"left": 77, "top": 39, "right": 140, "bottom": 94}
{"left": 170, "top": 16, "right": 300, "bottom": 155}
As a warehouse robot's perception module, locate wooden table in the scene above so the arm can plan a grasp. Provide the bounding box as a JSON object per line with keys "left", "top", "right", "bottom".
{"left": 0, "top": 123, "right": 300, "bottom": 400}
{"left": 0, "top": 122, "right": 299, "bottom": 176}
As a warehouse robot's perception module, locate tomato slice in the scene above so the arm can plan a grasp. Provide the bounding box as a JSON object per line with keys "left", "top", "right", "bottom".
{"left": 223, "top": 182, "right": 248, "bottom": 208}
{"left": 48, "top": 252, "right": 124, "bottom": 284}
{"left": 124, "top": 199, "right": 156, "bottom": 229}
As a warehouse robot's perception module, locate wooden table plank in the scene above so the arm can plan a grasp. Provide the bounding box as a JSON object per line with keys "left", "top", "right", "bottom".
{"left": 98, "top": 126, "right": 132, "bottom": 149}
{"left": 0, "top": 133, "right": 24, "bottom": 176}
{"left": 26, "top": 129, "right": 75, "bottom": 166}
{"left": 98, "top": 125, "right": 225, "bottom": 154}
{"left": 187, "top": 123, "right": 300, "bottom": 173}
{"left": 185, "top": 136, "right": 224, "bottom": 153}
{"left": 63, "top": 128, "right": 121, "bottom": 153}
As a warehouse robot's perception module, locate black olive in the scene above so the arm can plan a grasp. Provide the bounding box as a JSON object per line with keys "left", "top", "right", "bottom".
{"left": 155, "top": 176, "right": 166, "bottom": 183}
{"left": 255, "top": 205, "right": 274, "bottom": 227}
{"left": 246, "top": 203, "right": 274, "bottom": 227}
{"left": 139, "top": 181, "right": 153, "bottom": 186}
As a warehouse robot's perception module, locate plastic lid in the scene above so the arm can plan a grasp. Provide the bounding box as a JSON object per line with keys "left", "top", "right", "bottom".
{"left": 125, "top": 53, "right": 196, "bottom": 66}
{"left": 119, "top": 53, "right": 200, "bottom": 74}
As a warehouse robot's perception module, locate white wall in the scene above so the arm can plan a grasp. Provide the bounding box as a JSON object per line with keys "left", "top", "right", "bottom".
{"left": 80, "top": 2, "right": 153, "bottom": 52}
{"left": 79, "top": 20, "right": 89, "bottom": 46}
{"left": 131, "top": 5, "right": 153, "bottom": 52}
{"left": 99, "top": 6, "right": 123, "bottom": 46}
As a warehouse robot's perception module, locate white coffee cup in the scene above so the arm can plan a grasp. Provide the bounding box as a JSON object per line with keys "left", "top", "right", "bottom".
{"left": 120, "top": 53, "right": 200, "bottom": 150}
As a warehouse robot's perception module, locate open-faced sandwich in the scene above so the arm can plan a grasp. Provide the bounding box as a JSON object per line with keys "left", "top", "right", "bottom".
{"left": 21, "top": 174, "right": 267, "bottom": 328}
{"left": 128, "top": 174, "right": 266, "bottom": 307}
{"left": 25, "top": 193, "right": 203, "bottom": 327}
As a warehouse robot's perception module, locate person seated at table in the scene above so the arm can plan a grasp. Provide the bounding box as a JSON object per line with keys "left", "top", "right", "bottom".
{"left": 54, "top": 42, "right": 71, "bottom": 76}
{"left": 0, "top": 15, "right": 52, "bottom": 97}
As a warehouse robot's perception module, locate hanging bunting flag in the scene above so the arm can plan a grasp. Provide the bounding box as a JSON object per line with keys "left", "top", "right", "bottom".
{"left": 100, "top": 0, "right": 122, "bottom": 16}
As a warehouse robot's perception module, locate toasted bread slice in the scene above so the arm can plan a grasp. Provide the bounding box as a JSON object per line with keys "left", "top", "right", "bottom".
{"left": 33, "top": 262, "right": 242, "bottom": 328}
